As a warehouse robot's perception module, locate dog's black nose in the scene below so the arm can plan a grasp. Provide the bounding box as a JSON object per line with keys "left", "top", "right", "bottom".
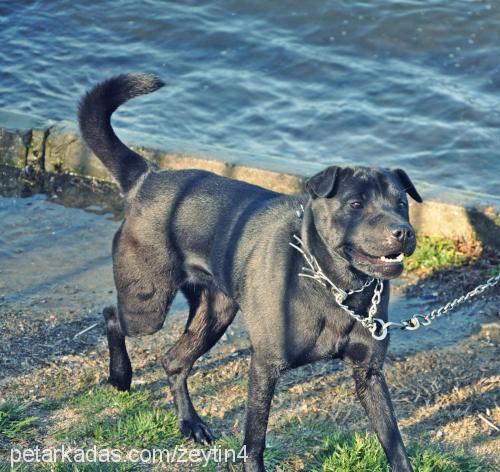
{"left": 390, "top": 225, "right": 415, "bottom": 242}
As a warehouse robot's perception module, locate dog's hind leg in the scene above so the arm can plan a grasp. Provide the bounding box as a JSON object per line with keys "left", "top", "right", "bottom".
{"left": 163, "top": 284, "right": 238, "bottom": 444}
{"left": 103, "top": 306, "right": 132, "bottom": 391}
{"left": 108, "top": 224, "right": 180, "bottom": 390}
{"left": 112, "top": 223, "right": 180, "bottom": 337}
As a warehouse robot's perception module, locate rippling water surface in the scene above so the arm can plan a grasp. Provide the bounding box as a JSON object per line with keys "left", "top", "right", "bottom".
{"left": 1, "top": 0, "right": 499, "bottom": 196}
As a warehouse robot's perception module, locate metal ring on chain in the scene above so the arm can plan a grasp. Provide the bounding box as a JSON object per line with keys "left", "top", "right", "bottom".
{"left": 370, "top": 319, "right": 388, "bottom": 341}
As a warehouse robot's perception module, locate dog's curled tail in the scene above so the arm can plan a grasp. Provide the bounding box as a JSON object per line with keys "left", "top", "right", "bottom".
{"left": 78, "top": 73, "right": 165, "bottom": 192}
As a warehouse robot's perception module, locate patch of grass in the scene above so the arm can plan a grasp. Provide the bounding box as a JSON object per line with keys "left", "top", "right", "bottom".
{"left": 483, "top": 266, "right": 500, "bottom": 278}
{"left": 198, "top": 435, "right": 248, "bottom": 472}
{"left": 264, "top": 434, "right": 290, "bottom": 470}
{"left": 206, "top": 433, "right": 286, "bottom": 471}
{"left": 0, "top": 401, "right": 38, "bottom": 440}
{"left": 48, "top": 386, "right": 250, "bottom": 470}
{"left": 57, "top": 386, "right": 182, "bottom": 449}
{"left": 405, "top": 236, "right": 479, "bottom": 272}
{"left": 87, "top": 408, "right": 181, "bottom": 448}
{"left": 314, "top": 432, "right": 491, "bottom": 472}
{"left": 38, "top": 398, "right": 63, "bottom": 411}
{"left": 69, "top": 385, "right": 145, "bottom": 415}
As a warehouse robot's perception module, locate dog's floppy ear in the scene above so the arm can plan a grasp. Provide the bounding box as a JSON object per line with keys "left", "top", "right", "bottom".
{"left": 392, "top": 168, "right": 423, "bottom": 203}
{"left": 306, "top": 166, "right": 339, "bottom": 199}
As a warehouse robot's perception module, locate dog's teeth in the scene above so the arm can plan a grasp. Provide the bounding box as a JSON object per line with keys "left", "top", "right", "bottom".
{"left": 379, "top": 253, "right": 404, "bottom": 263}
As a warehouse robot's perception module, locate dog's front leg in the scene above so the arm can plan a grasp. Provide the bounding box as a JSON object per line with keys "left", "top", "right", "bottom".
{"left": 243, "top": 354, "right": 279, "bottom": 472}
{"left": 352, "top": 366, "right": 413, "bottom": 472}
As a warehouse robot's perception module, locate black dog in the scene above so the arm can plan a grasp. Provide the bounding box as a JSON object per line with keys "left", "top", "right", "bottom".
{"left": 79, "top": 74, "right": 422, "bottom": 471}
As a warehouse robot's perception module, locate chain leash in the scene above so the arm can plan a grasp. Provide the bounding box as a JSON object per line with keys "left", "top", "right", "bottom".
{"left": 290, "top": 234, "right": 500, "bottom": 341}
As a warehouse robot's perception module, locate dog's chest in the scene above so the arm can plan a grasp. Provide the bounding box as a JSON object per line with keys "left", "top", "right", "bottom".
{"left": 288, "top": 287, "right": 389, "bottom": 367}
{"left": 306, "top": 309, "right": 358, "bottom": 361}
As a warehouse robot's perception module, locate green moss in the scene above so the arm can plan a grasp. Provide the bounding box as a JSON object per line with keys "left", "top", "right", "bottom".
{"left": 405, "top": 236, "right": 471, "bottom": 272}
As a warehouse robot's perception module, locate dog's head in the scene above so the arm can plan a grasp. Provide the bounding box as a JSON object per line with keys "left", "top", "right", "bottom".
{"left": 306, "top": 166, "right": 422, "bottom": 279}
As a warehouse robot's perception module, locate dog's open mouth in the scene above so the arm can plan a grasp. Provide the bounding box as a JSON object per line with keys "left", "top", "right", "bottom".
{"left": 345, "top": 247, "right": 404, "bottom": 268}
{"left": 379, "top": 253, "right": 404, "bottom": 263}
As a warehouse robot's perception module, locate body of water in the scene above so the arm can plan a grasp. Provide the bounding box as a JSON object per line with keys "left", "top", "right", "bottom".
{"left": 1, "top": 0, "right": 499, "bottom": 196}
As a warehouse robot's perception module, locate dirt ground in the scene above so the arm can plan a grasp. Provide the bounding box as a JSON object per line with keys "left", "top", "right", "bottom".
{"left": 1, "top": 167, "right": 499, "bottom": 469}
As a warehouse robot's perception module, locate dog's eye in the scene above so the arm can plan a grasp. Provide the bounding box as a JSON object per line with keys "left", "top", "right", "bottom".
{"left": 350, "top": 201, "right": 363, "bottom": 209}
{"left": 398, "top": 200, "right": 407, "bottom": 208}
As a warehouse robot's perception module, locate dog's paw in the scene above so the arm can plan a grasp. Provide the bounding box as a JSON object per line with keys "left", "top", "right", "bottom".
{"left": 180, "top": 419, "right": 216, "bottom": 445}
{"left": 108, "top": 375, "right": 131, "bottom": 391}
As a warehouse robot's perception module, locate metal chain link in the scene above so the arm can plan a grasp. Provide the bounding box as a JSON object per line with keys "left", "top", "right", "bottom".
{"left": 385, "top": 272, "right": 500, "bottom": 336}
{"left": 335, "top": 279, "right": 385, "bottom": 332}
{"left": 290, "top": 234, "right": 500, "bottom": 341}
{"left": 290, "top": 235, "right": 385, "bottom": 333}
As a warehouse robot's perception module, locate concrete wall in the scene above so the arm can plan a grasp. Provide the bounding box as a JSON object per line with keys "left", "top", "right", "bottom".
{"left": 1, "top": 109, "right": 499, "bottom": 248}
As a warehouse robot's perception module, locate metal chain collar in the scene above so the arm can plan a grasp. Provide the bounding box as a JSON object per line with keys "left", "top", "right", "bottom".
{"left": 289, "top": 234, "right": 500, "bottom": 341}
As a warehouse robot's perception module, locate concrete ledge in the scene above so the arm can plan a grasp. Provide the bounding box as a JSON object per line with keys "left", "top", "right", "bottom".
{"left": 1, "top": 108, "right": 499, "bottom": 248}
